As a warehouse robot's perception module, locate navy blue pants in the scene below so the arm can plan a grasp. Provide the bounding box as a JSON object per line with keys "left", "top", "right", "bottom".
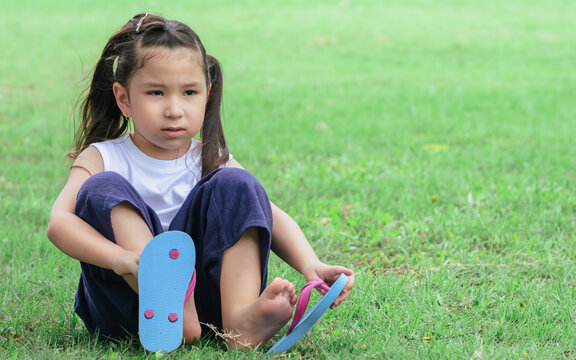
{"left": 73, "top": 168, "right": 273, "bottom": 339}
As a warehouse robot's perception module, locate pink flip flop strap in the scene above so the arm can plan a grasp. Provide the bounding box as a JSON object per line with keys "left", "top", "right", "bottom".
{"left": 184, "top": 269, "right": 197, "bottom": 304}
{"left": 286, "top": 279, "right": 331, "bottom": 335}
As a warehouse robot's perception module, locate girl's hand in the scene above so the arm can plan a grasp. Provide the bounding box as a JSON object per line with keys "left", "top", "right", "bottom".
{"left": 302, "top": 261, "right": 355, "bottom": 309}
{"left": 112, "top": 249, "right": 140, "bottom": 278}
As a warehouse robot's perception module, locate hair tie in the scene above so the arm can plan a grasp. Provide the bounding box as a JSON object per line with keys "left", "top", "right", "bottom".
{"left": 135, "top": 13, "right": 149, "bottom": 33}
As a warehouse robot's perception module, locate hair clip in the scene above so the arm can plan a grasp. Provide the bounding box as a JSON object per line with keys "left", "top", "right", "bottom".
{"left": 135, "top": 13, "right": 149, "bottom": 33}
{"left": 112, "top": 56, "right": 119, "bottom": 77}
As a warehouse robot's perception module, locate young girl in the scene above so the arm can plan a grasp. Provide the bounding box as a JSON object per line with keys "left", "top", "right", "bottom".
{"left": 47, "top": 13, "right": 354, "bottom": 350}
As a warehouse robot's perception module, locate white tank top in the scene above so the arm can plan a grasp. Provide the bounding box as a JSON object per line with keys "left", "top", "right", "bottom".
{"left": 91, "top": 133, "right": 203, "bottom": 231}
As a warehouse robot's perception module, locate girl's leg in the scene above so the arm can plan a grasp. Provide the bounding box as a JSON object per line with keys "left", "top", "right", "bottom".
{"left": 75, "top": 171, "right": 201, "bottom": 341}
{"left": 220, "top": 227, "right": 296, "bottom": 349}
{"left": 75, "top": 172, "right": 159, "bottom": 338}
{"left": 110, "top": 203, "right": 153, "bottom": 292}
{"left": 170, "top": 168, "right": 296, "bottom": 348}
{"left": 111, "top": 203, "right": 202, "bottom": 343}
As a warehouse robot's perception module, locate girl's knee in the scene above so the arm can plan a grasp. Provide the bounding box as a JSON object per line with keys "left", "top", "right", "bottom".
{"left": 78, "top": 171, "right": 130, "bottom": 197}
{"left": 210, "top": 168, "right": 266, "bottom": 194}
{"left": 77, "top": 172, "right": 136, "bottom": 208}
{"left": 81, "top": 171, "right": 130, "bottom": 190}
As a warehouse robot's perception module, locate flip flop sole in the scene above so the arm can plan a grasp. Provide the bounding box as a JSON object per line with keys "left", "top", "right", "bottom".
{"left": 266, "top": 273, "right": 350, "bottom": 355}
{"left": 138, "top": 231, "right": 195, "bottom": 353}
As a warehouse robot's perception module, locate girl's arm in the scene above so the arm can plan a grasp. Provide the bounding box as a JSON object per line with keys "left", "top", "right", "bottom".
{"left": 269, "top": 201, "right": 354, "bottom": 307}
{"left": 46, "top": 147, "right": 139, "bottom": 277}
{"left": 227, "top": 159, "right": 354, "bottom": 307}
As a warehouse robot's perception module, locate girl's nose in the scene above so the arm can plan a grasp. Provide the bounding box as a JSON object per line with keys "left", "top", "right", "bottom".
{"left": 165, "top": 98, "right": 184, "bottom": 118}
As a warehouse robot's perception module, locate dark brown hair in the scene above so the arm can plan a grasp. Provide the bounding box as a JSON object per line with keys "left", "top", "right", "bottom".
{"left": 72, "top": 13, "right": 229, "bottom": 177}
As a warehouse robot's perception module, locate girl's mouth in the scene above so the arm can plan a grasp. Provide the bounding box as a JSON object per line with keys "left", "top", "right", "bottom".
{"left": 162, "top": 128, "right": 186, "bottom": 138}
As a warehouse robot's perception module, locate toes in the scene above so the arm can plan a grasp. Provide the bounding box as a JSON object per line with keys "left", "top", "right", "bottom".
{"left": 290, "top": 293, "right": 298, "bottom": 306}
{"left": 283, "top": 279, "right": 293, "bottom": 290}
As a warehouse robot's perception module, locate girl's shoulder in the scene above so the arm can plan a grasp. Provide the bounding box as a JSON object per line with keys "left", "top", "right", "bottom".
{"left": 72, "top": 146, "right": 104, "bottom": 177}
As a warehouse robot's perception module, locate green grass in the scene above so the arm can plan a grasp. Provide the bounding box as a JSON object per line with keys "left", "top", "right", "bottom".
{"left": 2, "top": 0, "right": 576, "bottom": 358}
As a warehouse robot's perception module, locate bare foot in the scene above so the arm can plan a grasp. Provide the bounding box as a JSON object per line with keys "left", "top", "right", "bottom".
{"left": 182, "top": 290, "right": 202, "bottom": 344}
{"left": 224, "top": 277, "right": 297, "bottom": 349}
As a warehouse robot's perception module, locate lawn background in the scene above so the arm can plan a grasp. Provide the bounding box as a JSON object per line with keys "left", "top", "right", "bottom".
{"left": 1, "top": 0, "right": 576, "bottom": 359}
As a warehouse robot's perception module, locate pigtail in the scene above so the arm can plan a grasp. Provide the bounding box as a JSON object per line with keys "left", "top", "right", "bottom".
{"left": 69, "top": 15, "right": 145, "bottom": 158}
{"left": 70, "top": 52, "right": 127, "bottom": 158}
{"left": 200, "top": 55, "right": 229, "bottom": 178}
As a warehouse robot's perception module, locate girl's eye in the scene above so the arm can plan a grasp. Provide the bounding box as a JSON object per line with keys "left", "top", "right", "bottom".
{"left": 184, "top": 90, "right": 197, "bottom": 96}
{"left": 148, "top": 90, "right": 163, "bottom": 96}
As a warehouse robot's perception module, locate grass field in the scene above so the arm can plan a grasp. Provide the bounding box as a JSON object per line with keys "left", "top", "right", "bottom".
{"left": 1, "top": 0, "right": 576, "bottom": 358}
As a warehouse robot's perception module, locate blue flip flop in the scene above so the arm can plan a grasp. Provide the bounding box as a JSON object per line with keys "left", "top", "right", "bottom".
{"left": 266, "top": 273, "right": 350, "bottom": 355}
{"left": 138, "top": 231, "right": 195, "bottom": 353}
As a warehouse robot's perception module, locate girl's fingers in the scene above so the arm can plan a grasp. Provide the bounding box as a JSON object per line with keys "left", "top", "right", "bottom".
{"left": 324, "top": 267, "right": 354, "bottom": 309}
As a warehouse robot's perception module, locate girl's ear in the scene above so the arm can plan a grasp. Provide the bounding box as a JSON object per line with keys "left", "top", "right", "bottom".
{"left": 113, "top": 82, "right": 131, "bottom": 118}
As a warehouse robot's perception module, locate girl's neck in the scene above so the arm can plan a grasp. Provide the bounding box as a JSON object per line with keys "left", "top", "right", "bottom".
{"left": 129, "top": 133, "right": 192, "bottom": 161}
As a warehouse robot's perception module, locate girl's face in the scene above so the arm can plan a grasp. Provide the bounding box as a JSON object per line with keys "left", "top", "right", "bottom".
{"left": 113, "top": 46, "right": 210, "bottom": 160}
